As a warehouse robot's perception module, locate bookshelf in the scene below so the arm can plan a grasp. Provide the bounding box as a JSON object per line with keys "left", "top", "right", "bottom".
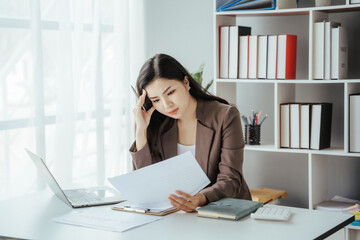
{"left": 214, "top": 0, "right": 360, "bottom": 237}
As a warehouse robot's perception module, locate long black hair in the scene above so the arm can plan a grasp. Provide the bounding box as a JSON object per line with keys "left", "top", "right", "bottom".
{"left": 136, "top": 53, "right": 228, "bottom": 158}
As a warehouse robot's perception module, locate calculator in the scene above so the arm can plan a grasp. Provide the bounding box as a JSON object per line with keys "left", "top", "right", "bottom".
{"left": 250, "top": 207, "right": 291, "bottom": 221}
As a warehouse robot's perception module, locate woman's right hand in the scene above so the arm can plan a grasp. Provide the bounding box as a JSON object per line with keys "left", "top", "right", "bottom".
{"left": 133, "top": 90, "right": 155, "bottom": 150}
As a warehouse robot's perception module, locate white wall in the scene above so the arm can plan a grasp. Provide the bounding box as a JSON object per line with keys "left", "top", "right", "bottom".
{"left": 142, "top": 0, "right": 214, "bottom": 92}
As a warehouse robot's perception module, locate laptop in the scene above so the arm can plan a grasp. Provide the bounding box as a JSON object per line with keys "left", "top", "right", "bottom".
{"left": 25, "top": 148, "right": 125, "bottom": 208}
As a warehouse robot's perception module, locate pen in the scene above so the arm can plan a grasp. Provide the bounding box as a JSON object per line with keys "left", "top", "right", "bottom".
{"left": 241, "top": 115, "right": 248, "bottom": 125}
{"left": 131, "top": 85, "right": 146, "bottom": 111}
{"left": 247, "top": 115, "right": 252, "bottom": 126}
{"left": 257, "top": 111, "right": 262, "bottom": 121}
{"left": 259, "top": 114, "right": 268, "bottom": 125}
{"left": 244, "top": 116, "right": 249, "bottom": 125}
{"left": 124, "top": 206, "right": 149, "bottom": 213}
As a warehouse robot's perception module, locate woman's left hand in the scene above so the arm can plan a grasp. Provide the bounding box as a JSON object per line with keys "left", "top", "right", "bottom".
{"left": 168, "top": 191, "right": 208, "bottom": 213}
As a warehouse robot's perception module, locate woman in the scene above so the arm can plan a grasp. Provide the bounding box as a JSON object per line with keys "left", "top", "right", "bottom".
{"left": 130, "top": 53, "right": 251, "bottom": 212}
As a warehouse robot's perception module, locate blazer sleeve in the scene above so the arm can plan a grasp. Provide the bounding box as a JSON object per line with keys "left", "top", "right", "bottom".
{"left": 200, "top": 106, "right": 251, "bottom": 202}
{"left": 129, "top": 141, "right": 153, "bottom": 170}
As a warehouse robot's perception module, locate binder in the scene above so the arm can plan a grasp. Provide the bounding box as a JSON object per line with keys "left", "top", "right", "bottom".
{"left": 314, "top": 21, "right": 325, "bottom": 80}
{"left": 220, "top": 26, "right": 230, "bottom": 78}
{"left": 300, "top": 103, "right": 311, "bottom": 149}
{"left": 229, "top": 26, "right": 239, "bottom": 79}
{"left": 280, "top": 103, "right": 290, "bottom": 148}
{"left": 349, "top": 94, "right": 360, "bottom": 153}
{"left": 258, "top": 35, "right": 268, "bottom": 79}
{"left": 239, "top": 35, "right": 249, "bottom": 79}
{"left": 267, "top": 35, "right": 277, "bottom": 79}
{"left": 277, "top": 34, "right": 297, "bottom": 80}
{"left": 331, "top": 26, "right": 348, "bottom": 79}
{"left": 229, "top": 26, "right": 251, "bottom": 79}
{"left": 217, "top": 0, "right": 276, "bottom": 11}
{"left": 290, "top": 103, "right": 301, "bottom": 149}
{"left": 112, "top": 202, "right": 178, "bottom": 216}
{"left": 248, "top": 35, "right": 259, "bottom": 79}
{"left": 324, "top": 22, "right": 341, "bottom": 80}
{"left": 310, "top": 103, "right": 332, "bottom": 150}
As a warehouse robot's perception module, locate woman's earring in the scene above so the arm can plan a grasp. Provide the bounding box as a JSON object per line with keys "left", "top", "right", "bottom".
{"left": 188, "top": 86, "right": 191, "bottom": 91}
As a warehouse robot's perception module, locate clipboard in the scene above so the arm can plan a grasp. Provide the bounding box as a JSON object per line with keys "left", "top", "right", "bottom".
{"left": 111, "top": 205, "right": 178, "bottom": 216}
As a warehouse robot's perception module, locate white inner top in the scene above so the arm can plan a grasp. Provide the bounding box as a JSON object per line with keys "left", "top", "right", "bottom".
{"left": 177, "top": 143, "right": 195, "bottom": 157}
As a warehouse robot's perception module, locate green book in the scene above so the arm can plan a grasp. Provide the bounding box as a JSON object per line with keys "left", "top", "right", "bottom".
{"left": 197, "top": 198, "right": 263, "bottom": 221}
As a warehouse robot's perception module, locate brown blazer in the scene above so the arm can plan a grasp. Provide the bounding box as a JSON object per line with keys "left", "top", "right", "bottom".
{"left": 129, "top": 98, "right": 251, "bottom": 203}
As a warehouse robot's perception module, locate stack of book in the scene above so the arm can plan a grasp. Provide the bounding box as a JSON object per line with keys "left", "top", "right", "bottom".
{"left": 316, "top": 195, "right": 360, "bottom": 226}
{"left": 280, "top": 102, "right": 332, "bottom": 150}
{"left": 219, "top": 25, "right": 297, "bottom": 80}
{"left": 316, "top": 196, "right": 359, "bottom": 212}
{"left": 216, "top": 0, "right": 276, "bottom": 11}
{"left": 313, "top": 21, "right": 348, "bottom": 80}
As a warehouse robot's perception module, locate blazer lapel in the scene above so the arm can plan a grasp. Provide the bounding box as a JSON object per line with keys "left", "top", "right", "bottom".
{"left": 195, "top": 121, "right": 214, "bottom": 175}
{"left": 161, "top": 120, "right": 178, "bottom": 160}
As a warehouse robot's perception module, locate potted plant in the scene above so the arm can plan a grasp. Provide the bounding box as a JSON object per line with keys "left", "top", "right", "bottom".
{"left": 190, "top": 63, "right": 213, "bottom": 91}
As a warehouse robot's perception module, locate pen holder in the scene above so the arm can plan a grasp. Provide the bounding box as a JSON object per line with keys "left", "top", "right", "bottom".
{"left": 245, "top": 125, "right": 261, "bottom": 145}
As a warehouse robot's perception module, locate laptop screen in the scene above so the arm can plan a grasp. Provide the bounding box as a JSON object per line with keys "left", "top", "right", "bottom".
{"left": 25, "top": 149, "right": 72, "bottom": 207}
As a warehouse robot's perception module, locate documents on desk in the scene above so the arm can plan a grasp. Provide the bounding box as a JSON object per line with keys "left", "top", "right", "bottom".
{"left": 108, "top": 151, "right": 210, "bottom": 212}
{"left": 53, "top": 207, "right": 161, "bottom": 233}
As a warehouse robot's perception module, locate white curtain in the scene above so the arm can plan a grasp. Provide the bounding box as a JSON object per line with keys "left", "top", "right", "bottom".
{"left": 0, "top": 0, "right": 145, "bottom": 200}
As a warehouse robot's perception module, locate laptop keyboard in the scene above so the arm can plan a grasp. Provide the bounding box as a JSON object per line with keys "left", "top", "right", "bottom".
{"left": 65, "top": 190, "right": 103, "bottom": 205}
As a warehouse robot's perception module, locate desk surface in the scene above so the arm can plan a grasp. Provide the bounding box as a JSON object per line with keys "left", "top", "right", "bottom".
{"left": 0, "top": 190, "right": 354, "bottom": 240}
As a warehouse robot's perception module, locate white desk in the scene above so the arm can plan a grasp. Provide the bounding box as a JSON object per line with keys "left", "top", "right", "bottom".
{"left": 0, "top": 190, "right": 354, "bottom": 240}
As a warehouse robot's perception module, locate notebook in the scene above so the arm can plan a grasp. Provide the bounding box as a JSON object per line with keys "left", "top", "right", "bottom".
{"left": 197, "top": 198, "right": 263, "bottom": 221}
{"left": 25, "top": 148, "right": 125, "bottom": 208}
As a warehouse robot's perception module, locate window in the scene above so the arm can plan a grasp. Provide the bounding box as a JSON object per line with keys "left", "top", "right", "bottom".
{"left": 0, "top": 0, "right": 143, "bottom": 200}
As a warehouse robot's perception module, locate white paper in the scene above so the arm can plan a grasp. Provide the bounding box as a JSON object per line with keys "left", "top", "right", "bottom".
{"left": 331, "top": 195, "right": 360, "bottom": 203}
{"left": 108, "top": 151, "right": 210, "bottom": 210}
{"left": 54, "top": 208, "right": 161, "bottom": 233}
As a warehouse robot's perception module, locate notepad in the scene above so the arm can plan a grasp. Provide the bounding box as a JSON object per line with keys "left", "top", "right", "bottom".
{"left": 197, "top": 198, "right": 263, "bottom": 221}
{"left": 111, "top": 201, "right": 178, "bottom": 216}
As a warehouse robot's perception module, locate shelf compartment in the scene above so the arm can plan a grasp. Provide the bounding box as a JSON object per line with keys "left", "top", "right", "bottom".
{"left": 244, "top": 151, "right": 309, "bottom": 207}
{"left": 234, "top": 82, "right": 274, "bottom": 144}
{"left": 276, "top": 83, "right": 344, "bottom": 149}
{"left": 311, "top": 10, "right": 360, "bottom": 80}
{"left": 310, "top": 154, "right": 360, "bottom": 209}
{"left": 345, "top": 82, "right": 360, "bottom": 152}
{"left": 215, "top": 13, "right": 309, "bottom": 80}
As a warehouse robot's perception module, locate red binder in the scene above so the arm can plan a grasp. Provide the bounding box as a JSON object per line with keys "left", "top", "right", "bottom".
{"left": 277, "top": 34, "right": 297, "bottom": 80}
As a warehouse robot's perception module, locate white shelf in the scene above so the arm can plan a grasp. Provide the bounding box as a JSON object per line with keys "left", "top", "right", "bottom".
{"left": 216, "top": 79, "right": 360, "bottom": 83}
{"left": 215, "top": 4, "right": 360, "bottom": 16}
{"left": 346, "top": 225, "right": 360, "bottom": 231}
{"left": 214, "top": 2, "right": 360, "bottom": 231}
{"left": 245, "top": 144, "right": 360, "bottom": 157}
